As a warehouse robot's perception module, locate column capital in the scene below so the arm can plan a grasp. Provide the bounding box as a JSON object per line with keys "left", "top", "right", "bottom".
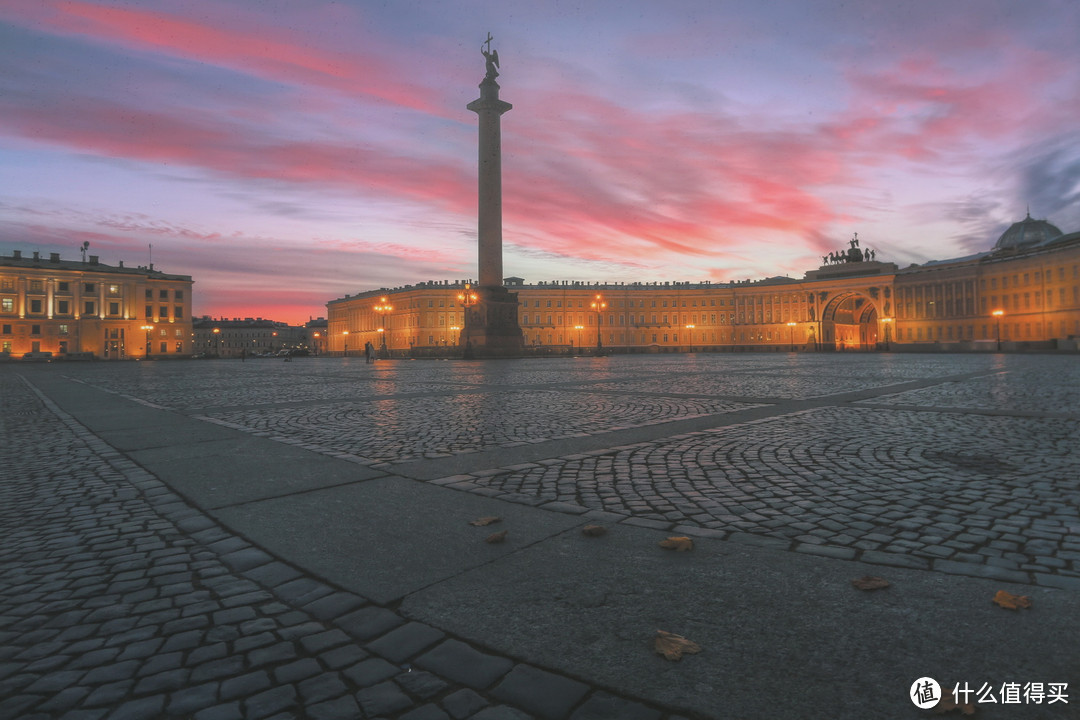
{"left": 467, "top": 77, "right": 512, "bottom": 114}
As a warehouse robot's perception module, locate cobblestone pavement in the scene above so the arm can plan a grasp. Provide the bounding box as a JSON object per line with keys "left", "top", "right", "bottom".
{"left": 3, "top": 352, "right": 1079, "bottom": 719}
{"left": 0, "top": 374, "right": 671, "bottom": 720}
{"left": 442, "top": 407, "right": 1080, "bottom": 586}
{"left": 199, "top": 392, "right": 761, "bottom": 465}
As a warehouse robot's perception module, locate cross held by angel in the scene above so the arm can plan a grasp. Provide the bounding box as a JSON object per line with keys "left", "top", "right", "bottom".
{"left": 481, "top": 32, "right": 500, "bottom": 79}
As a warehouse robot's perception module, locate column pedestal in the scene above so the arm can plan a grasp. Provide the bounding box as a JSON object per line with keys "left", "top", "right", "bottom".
{"left": 461, "top": 287, "right": 522, "bottom": 358}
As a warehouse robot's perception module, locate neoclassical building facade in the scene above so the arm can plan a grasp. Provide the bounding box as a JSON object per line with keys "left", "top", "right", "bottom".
{"left": 0, "top": 250, "right": 193, "bottom": 359}
{"left": 326, "top": 215, "right": 1080, "bottom": 355}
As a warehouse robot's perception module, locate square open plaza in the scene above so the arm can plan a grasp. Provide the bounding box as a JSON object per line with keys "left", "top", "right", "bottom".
{"left": 2, "top": 352, "right": 1077, "bottom": 719}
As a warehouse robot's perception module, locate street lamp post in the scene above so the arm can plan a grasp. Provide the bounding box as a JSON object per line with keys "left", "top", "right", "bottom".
{"left": 212, "top": 327, "right": 220, "bottom": 357}
{"left": 458, "top": 283, "right": 478, "bottom": 355}
{"left": 342, "top": 330, "right": 349, "bottom": 357}
{"left": 880, "top": 317, "right": 892, "bottom": 351}
{"left": 590, "top": 294, "right": 606, "bottom": 353}
{"left": 787, "top": 321, "right": 796, "bottom": 352}
{"left": 458, "top": 284, "right": 478, "bottom": 330}
{"left": 373, "top": 297, "right": 393, "bottom": 352}
{"left": 141, "top": 325, "right": 154, "bottom": 358}
{"left": 574, "top": 325, "right": 584, "bottom": 354}
{"left": 685, "top": 324, "right": 695, "bottom": 353}
{"left": 993, "top": 310, "right": 1004, "bottom": 351}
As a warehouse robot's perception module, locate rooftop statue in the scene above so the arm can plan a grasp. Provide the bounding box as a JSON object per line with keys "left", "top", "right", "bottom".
{"left": 481, "top": 32, "right": 500, "bottom": 80}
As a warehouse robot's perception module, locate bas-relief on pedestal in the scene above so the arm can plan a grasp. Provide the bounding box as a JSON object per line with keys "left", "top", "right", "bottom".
{"left": 461, "top": 34, "right": 523, "bottom": 357}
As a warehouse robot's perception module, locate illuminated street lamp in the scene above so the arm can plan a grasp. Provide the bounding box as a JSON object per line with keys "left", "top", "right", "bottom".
{"left": 373, "top": 297, "right": 393, "bottom": 351}
{"left": 685, "top": 324, "right": 695, "bottom": 353}
{"left": 574, "top": 325, "right": 584, "bottom": 354}
{"left": 449, "top": 326, "right": 461, "bottom": 345}
{"left": 992, "top": 309, "right": 1004, "bottom": 351}
{"left": 880, "top": 317, "right": 893, "bottom": 351}
{"left": 312, "top": 331, "right": 320, "bottom": 357}
{"left": 141, "top": 324, "right": 154, "bottom": 358}
{"left": 787, "top": 321, "right": 796, "bottom": 352}
{"left": 212, "top": 327, "right": 220, "bottom": 357}
{"left": 590, "top": 294, "right": 606, "bottom": 352}
{"left": 457, "top": 284, "right": 478, "bottom": 332}
{"left": 457, "top": 284, "right": 478, "bottom": 354}
{"left": 342, "top": 330, "right": 349, "bottom": 357}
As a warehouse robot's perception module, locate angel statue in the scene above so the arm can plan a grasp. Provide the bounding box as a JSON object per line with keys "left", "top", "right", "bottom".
{"left": 481, "top": 32, "right": 499, "bottom": 80}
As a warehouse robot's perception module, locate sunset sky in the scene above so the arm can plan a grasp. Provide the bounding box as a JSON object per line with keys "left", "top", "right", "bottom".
{"left": 2, "top": 0, "right": 1078, "bottom": 325}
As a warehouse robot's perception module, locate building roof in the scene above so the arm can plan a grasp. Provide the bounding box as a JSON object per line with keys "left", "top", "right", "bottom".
{"left": 993, "top": 213, "right": 1064, "bottom": 251}
{"left": 1, "top": 250, "right": 192, "bottom": 281}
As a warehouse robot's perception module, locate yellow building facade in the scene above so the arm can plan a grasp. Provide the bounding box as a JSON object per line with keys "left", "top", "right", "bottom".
{"left": 0, "top": 250, "right": 193, "bottom": 360}
{"left": 326, "top": 217, "right": 1080, "bottom": 355}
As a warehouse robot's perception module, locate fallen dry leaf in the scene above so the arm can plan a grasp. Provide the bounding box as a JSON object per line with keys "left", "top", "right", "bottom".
{"left": 581, "top": 525, "right": 608, "bottom": 537}
{"left": 992, "top": 590, "right": 1032, "bottom": 610}
{"left": 469, "top": 516, "right": 501, "bottom": 527}
{"left": 659, "top": 536, "right": 693, "bottom": 552}
{"left": 851, "top": 576, "right": 891, "bottom": 591}
{"left": 933, "top": 691, "right": 977, "bottom": 716}
{"left": 485, "top": 529, "right": 508, "bottom": 544}
{"left": 654, "top": 630, "right": 702, "bottom": 661}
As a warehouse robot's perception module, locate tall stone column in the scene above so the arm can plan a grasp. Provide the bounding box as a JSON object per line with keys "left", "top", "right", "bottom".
{"left": 461, "top": 37, "right": 522, "bottom": 357}
{"left": 468, "top": 78, "right": 510, "bottom": 288}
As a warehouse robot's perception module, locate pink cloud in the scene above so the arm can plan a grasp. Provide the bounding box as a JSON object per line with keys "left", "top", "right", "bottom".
{"left": 4, "top": 0, "right": 441, "bottom": 115}
{"left": 2, "top": 96, "right": 476, "bottom": 213}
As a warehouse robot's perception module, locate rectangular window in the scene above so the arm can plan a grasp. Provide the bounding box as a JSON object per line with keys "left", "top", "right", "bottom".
{"left": 84, "top": 301, "right": 95, "bottom": 315}
{"left": 29, "top": 299, "right": 43, "bottom": 314}
{"left": 146, "top": 305, "right": 153, "bottom": 317}
{"left": 56, "top": 300, "right": 69, "bottom": 315}
{"left": 108, "top": 285, "right": 120, "bottom": 296}
{"left": 174, "top": 290, "right": 183, "bottom": 300}
{"left": 30, "top": 279, "right": 44, "bottom": 292}
{"left": 57, "top": 281, "right": 69, "bottom": 293}
{"left": 109, "top": 302, "right": 120, "bottom": 315}
{"left": 31, "top": 324, "right": 41, "bottom": 335}
{"left": 59, "top": 324, "right": 69, "bottom": 335}
{"left": 174, "top": 306, "right": 183, "bottom": 319}
{"left": 159, "top": 306, "right": 168, "bottom": 318}
{"left": 2, "top": 298, "right": 14, "bottom": 313}
{"left": 84, "top": 283, "right": 95, "bottom": 293}
{"left": 159, "top": 290, "right": 168, "bottom": 300}
{"left": 2, "top": 324, "right": 11, "bottom": 334}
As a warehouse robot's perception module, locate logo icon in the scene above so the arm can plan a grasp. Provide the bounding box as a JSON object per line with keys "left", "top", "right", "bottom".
{"left": 911, "top": 677, "right": 942, "bottom": 709}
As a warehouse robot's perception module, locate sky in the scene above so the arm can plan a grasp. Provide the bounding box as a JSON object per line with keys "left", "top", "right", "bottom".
{"left": 2, "top": 0, "right": 1079, "bottom": 325}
